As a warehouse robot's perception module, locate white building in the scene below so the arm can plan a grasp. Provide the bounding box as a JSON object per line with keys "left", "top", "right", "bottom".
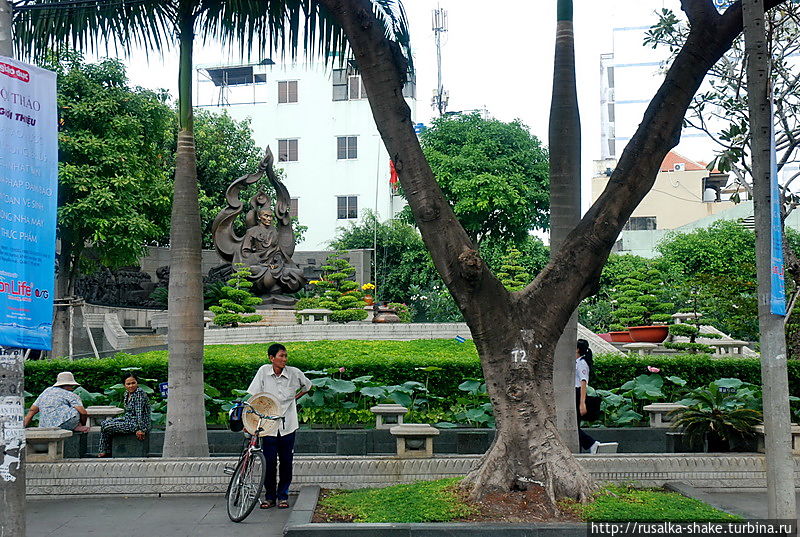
{"left": 599, "top": 0, "right": 709, "bottom": 163}
{"left": 194, "top": 59, "right": 416, "bottom": 250}
{"left": 599, "top": 0, "right": 799, "bottom": 186}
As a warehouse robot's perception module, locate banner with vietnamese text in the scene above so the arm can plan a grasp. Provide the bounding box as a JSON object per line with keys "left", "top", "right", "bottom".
{"left": 0, "top": 57, "right": 58, "bottom": 350}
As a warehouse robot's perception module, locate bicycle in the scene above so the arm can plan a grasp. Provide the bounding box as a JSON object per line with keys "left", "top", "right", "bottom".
{"left": 224, "top": 400, "right": 284, "bottom": 522}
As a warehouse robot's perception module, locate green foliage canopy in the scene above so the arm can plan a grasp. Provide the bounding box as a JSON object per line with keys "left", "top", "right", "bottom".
{"left": 413, "top": 112, "right": 550, "bottom": 244}
{"left": 52, "top": 53, "right": 173, "bottom": 290}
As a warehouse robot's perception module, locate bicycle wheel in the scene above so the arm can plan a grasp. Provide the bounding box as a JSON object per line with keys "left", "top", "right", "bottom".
{"left": 226, "top": 450, "right": 266, "bottom": 522}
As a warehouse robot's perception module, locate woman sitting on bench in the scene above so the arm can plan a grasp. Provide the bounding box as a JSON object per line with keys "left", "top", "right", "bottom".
{"left": 97, "top": 373, "right": 151, "bottom": 458}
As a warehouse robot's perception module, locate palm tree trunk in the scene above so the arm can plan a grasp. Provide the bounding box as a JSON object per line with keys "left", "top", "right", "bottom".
{"left": 162, "top": 11, "right": 208, "bottom": 458}
{"left": 549, "top": 0, "right": 582, "bottom": 453}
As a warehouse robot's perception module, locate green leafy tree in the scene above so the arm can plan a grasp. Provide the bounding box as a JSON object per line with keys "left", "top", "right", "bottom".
{"left": 52, "top": 53, "right": 173, "bottom": 296}
{"left": 331, "top": 211, "right": 440, "bottom": 304}
{"left": 408, "top": 112, "right": 549, "bottom": 244}
{"left": 208, "top": 264, "right": 262, "bottom": 327}
{"left": 657, "top": 220, "right": 760, "bottom": 340}
{"left": 194, "top": 110, "right": 263, "bottom": 248}
{"left": 495, "top": 248, "right": 530, "bottom": 292}
{"left": 309, "top": 253, "right": 368, "bottom": 323}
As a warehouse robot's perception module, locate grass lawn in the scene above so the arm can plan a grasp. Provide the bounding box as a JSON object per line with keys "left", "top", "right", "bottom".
{"left": 317, "top": 478, "right": 475, "bottom": 523}
{"left": 561, "top": 484, "right": 741, "bottom": 522}
{"left": 316, "top": 479, "right": 740, "bottom": 524}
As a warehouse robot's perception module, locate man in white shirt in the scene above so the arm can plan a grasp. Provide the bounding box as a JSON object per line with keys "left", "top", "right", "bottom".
{"left": 247, "top": 343, "right": 311, "bottom": 509}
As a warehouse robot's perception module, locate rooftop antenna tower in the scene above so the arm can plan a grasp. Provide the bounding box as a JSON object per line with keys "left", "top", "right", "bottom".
{"left": 432, "top": 6, "right": 448, "bottom": 116}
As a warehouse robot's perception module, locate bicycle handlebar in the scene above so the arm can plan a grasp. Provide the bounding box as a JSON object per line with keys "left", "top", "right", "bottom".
{"left": 236, "top": 401, "right": 285, "bottom": 423}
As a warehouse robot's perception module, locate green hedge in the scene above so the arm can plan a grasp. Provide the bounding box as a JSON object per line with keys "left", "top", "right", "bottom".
{"left": 24, "top": 341, "right": 484, "bottom": 397}
{"left": 23, "top": 343, "right": 800, "bottom": 400}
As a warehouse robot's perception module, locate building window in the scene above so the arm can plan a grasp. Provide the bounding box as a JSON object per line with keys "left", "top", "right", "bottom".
{"left": 337, "top": 136, "right": 358, "bottom": 159}
{"left": 623, "top": 216, "right": 657, "bottom": 231}
{"left": 337, "top": 196, "right": 358, "bottom": 219}
{"left": 278, "top": 80, "right": 298, "bottom": 103}
{"left": 332, "top": 68, "right": 367, "bottom": 101}
{"left": 278, "top": 139, "right": 298, "bottom": 162}
{"left": 290, "top": 198, "right": 299, "bottom": 219}
{"left": 348, "top": 75, "right": 367, "bottom": 99}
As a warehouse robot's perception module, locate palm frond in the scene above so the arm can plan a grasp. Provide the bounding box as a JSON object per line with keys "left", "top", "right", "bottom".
{"left": 12, "top": 0, "right": 174, "bottom": 61}
{"left": 370, "top": 0, "right": 412, "bottom": 72}
{"left": 194, "top": 0, "right": 350, "bottom": 67}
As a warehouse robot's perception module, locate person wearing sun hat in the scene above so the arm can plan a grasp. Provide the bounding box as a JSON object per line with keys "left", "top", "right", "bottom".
{"left": 23, "top": 371, "right": 90, "bottom": 432}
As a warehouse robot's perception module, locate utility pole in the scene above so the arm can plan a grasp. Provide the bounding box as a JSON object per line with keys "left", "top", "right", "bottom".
{"left": 742, "top": 0, "right": 797, "bottom": 520}
{"left": 431, "top": 6, "right": 448, "bottom": 116}
{"left": 0, "top": 5, "right": 28, "bottom": 536}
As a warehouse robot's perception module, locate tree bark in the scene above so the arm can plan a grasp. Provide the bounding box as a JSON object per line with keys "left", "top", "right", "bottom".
{"left": 549, "top": 0, "right": 582, "bottom": 453}
{"left": 317, "top": 0, "right": 788, "bottom": 501}
{"left": 162, "top": 10, "right": 208, "bottom": 458}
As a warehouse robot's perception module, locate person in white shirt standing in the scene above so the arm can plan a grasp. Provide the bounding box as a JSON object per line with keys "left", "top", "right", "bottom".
{"left": 247, "top": 343, "right": 312, "bottom": 509}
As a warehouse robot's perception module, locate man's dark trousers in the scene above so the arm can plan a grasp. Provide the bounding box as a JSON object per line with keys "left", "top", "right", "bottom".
{"left": 262, "top": 431, "right": 296, "bottom": 501}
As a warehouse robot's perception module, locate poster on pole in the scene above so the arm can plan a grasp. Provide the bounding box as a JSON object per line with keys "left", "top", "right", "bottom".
{"left": 770, "top": 105, "right": 787, "bottom": 316}
{"left": 0, "top": 57, "right": 58, "bottom": 350}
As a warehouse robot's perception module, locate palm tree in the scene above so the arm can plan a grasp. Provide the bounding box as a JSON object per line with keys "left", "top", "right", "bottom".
{"left": 12, "top": 0, "right": 351, "bottom": 457}
{"left": 548, "top": 0, "right": 581, "bottom": 452}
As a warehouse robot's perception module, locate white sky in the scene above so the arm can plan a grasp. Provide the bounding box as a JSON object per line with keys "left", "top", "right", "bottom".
{"left": 115, "top": 1, "right": 635, "bottom": 213}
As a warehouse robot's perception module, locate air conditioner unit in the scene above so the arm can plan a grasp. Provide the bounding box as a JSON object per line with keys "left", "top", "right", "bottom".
{"left": 674, "top": 163, "right": 685, "bottom": 172}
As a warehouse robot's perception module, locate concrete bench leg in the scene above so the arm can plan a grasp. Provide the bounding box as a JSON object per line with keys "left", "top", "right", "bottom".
{"left": 112, "top": 434, "right": 151, "bottom": 458}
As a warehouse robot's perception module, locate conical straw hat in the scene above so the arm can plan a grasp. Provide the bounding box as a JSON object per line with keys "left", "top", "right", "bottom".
{"left": 244, "top": 392, "right": 281, "bottom": 437}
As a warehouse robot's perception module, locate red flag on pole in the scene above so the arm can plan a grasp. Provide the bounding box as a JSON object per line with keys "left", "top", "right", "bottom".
{"left": 389, "top": 159, "right": 399, "bottom": 193}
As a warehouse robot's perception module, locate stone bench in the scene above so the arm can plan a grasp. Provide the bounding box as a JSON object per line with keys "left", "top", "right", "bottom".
{"left": 25, "top": 428, "right": 73, "bottom": 462}
{"left": 370, "top": 404, "right": 408, "bottom": 429}
{"left": 709, "top": 340, "right": 748, "bottom": 355}
{"left": 112, "top": 433, "right": 151, "bottom": 458}
{"left": 754, "top": 424, "right": 800, "bottom": 455}
{"left": 390, "top": 424, "right": 439, "bottom": 458}
{"left": 86, "top": 406, "right": 124, "bottom": 431}
{"left": 671, "top": 312, "right": 702, "bottom": 325}
{"left": 622, "top": 342, "right": 658, "bottom": 356}
{"left": 298, "top": 309, "right": 333, "bottom": 324}
{"left": 643, "top": 403, "right": 687, "bottom": 428}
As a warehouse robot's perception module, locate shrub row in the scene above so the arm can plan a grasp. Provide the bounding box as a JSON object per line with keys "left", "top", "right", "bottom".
{"left": 23, "top": 342, "right": 800, "bottom": 400}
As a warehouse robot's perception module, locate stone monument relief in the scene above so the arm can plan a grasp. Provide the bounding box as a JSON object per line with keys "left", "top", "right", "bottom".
{"left": 211, "top": 148, "right": 306, "bottom": 307}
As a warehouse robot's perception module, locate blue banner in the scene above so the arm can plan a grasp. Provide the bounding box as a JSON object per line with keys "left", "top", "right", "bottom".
{"left": 0, "top": 57, "right": 58, "bottom": 350}
{"left": 770, "top": 106, "right": 786, "bottom": 316}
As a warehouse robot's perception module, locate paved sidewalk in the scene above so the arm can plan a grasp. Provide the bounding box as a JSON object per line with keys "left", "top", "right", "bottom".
{"left": 24, "top": 490, "right": 800, "bottom": 536}
{"left": 26, "top": 494, "right": 294, "bottom": 537}
{"left": 702, "top": 491, "right": 800, "bottom": 520}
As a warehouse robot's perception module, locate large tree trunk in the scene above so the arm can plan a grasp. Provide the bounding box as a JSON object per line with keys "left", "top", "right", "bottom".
{"left": 162, "top": 12, "right": 208, "bottom": 458}
{"left": 549, "top": 0, "right": 582, "bottom": 453}
{"left": 319, "top": 0, "right": 787, "bottom": 501}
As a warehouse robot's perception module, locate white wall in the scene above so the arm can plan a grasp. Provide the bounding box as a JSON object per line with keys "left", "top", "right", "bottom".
{"left": 195, "top": 62, "right": 415, "bottom": 250}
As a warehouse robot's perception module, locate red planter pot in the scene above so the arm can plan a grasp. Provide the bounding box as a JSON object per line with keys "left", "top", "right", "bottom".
{"left": 627, "top": 325, "right": 669, "bottom": 343}
{"left": 597, "top": 333, "right": 613, "bottom": 343}
{"left": 609, "top": 331, "right": 634, "bottom": 343}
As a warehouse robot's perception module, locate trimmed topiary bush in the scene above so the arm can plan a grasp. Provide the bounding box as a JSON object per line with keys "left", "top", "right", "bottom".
{"left": 208, "top": 263, "right": 263, "bottom": 327}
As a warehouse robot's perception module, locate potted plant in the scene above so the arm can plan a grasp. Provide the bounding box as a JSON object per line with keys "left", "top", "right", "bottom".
{"left": 669, "top": 379, "right": 762, "bottom": 452}
{"left": 361, "top": 282, "right": 376, "bottom": 305}
{"left": 609, "top": 268, "right": 674, "bottom": 343}
{"left": 664, "top": 322, "right": 721, "bottom": 353}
